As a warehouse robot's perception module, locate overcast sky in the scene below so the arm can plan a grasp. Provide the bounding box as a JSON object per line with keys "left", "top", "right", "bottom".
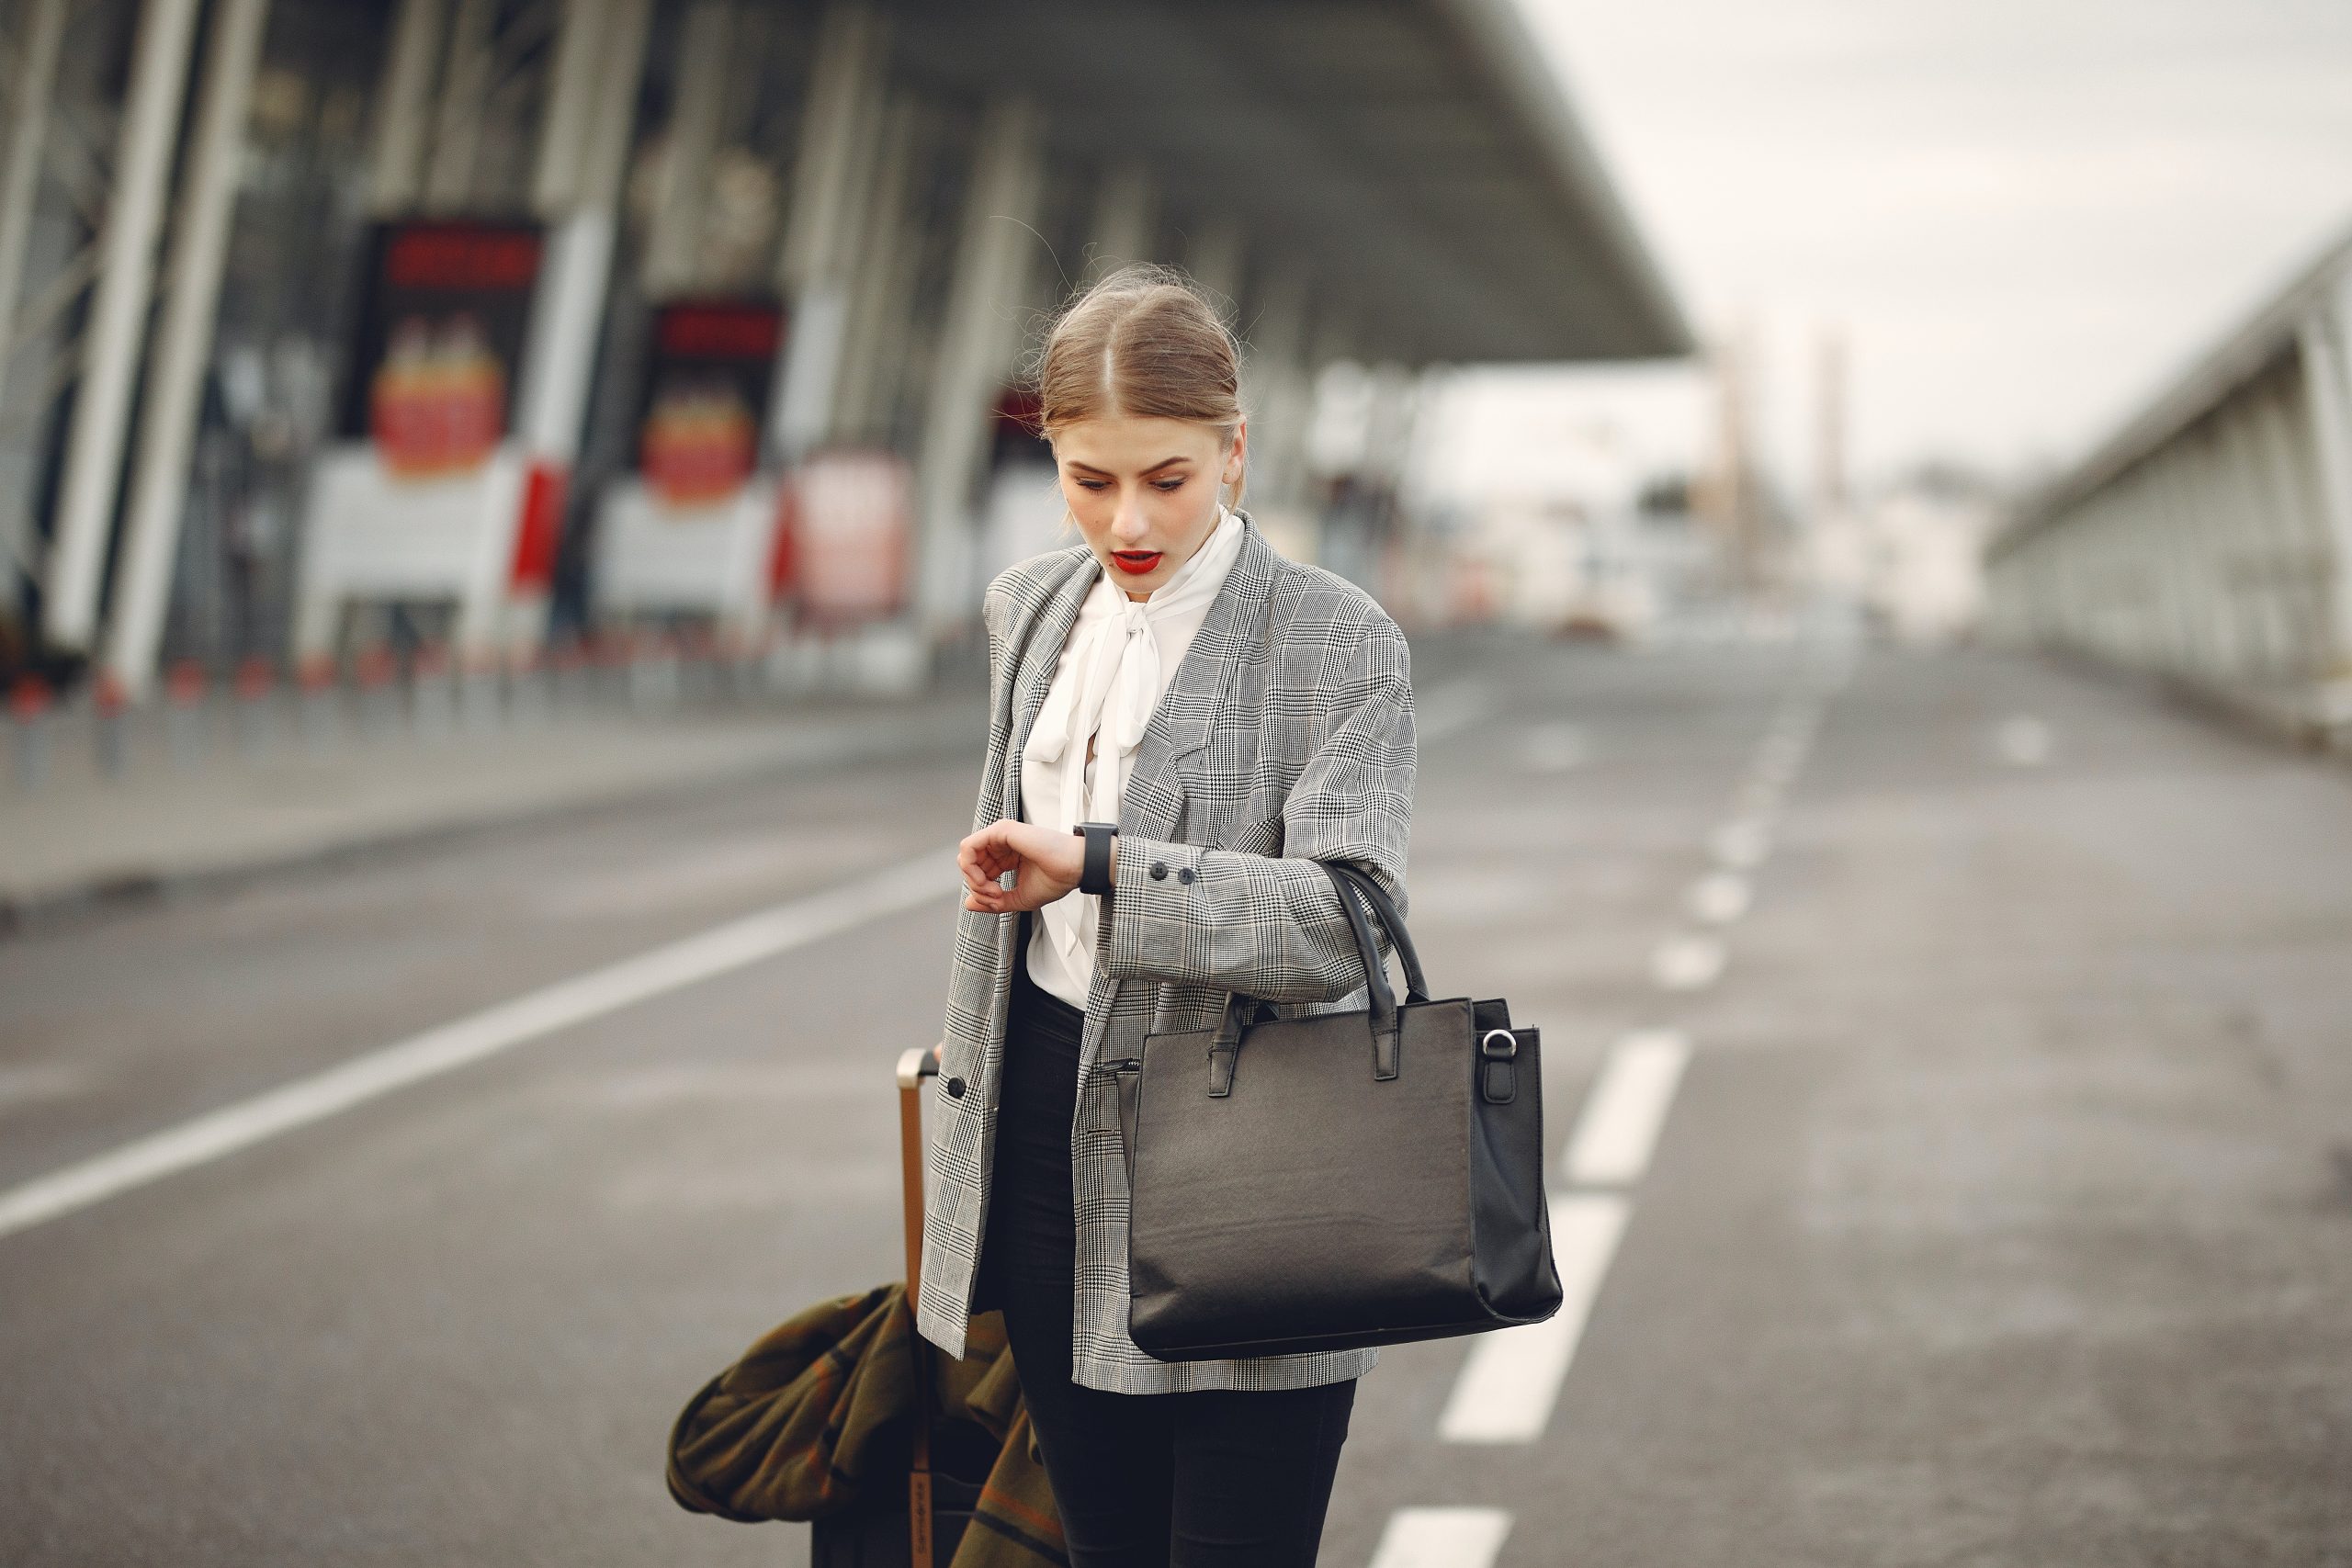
{"left": 1423, "top": 0, "right": 2352, "bottom": 505}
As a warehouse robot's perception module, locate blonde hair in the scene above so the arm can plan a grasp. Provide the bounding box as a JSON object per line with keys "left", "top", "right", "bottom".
{"left": 1034, "top": 264, "right": 1246, "bottom": 510}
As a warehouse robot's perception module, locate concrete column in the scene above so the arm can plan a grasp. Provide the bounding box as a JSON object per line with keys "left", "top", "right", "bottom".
{"left": 102, "top": 0, "right": 272, "bottom": 700}
{"left": 2220, "top": 402, "right": 2283, "bottom": 677}
{"left": 40, "top": 0, "right": 201, "bottom": 654}
{"left": 2137, "top": 462, "right": 2197, "bottom": 676}
{"left": 2297, "top": 287, "right": 2352, "bottom": 674}
{"left": 514, "top": 0, "right": 650, "bottom": 460}
{"left": 0, "top": 0, "right": 68, "bottom": 362}
{"left": 1361, "top": 364, "right": 1420, "bottom": 489}
{"left": 475, "top": 0, "right": 650, "bottom": 655}
{"left": 2209, "top": 396, "right": 2279, "bottom": 677}
{"left": 0, "top": 0, "right": 65, "bottom": 591}
{"left": 421, "top": 0, "right": 494, "bottom": 212}
{"left": 915, "top": 95, "right": 1043, "bottom": 636}
{"left": 1087, "top": 163, "right": 1153, "bottom": 274}
{"left": 529, "top": 0, "right": 602, "bottom": 215}
{"left": 1245, "top": 262, "right": 1312, "bottom": 508}
{"left": 773, "top": 1, "right": 888, "bottom": 458}
{"left": 1182, "top": 214, "right": 1244, "bottom": 308}
{"left": 2182, "top": 434, "right": 2245, "bottom": 682}
{"left": 2154, "top": 456, "right": 2218, "bottom": 680}
{"left": 368, "top": 0, "right": 444, "bottom": 213}
{"left": 2247, "top": 363, "right": 2334, "bottom": 667}
{"left": 642, "top": 1, "right": 733, "bottom": 298}
{"left": 2231, "top": 378, "right": 2322, "bottom": 676}
{"left": 831, "top": 91, "right": 922, "bottom": 445}
{"left": 2170, "top": 443, "right": 2221, "bottom": 679}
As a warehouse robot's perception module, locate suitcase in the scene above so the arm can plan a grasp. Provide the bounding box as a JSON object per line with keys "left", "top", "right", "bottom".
{"left": 809, "top": 1044, "right": 989, "bottom": 1568}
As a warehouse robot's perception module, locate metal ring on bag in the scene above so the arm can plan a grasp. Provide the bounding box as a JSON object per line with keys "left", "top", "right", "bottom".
{"left": 1479, "top": 1028, "right": 1518, "bottom": 1060}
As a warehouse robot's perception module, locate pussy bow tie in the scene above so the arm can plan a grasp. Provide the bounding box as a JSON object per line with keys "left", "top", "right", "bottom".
{"left": 1023, "top": 507, "right": 1242, "bottom": 964}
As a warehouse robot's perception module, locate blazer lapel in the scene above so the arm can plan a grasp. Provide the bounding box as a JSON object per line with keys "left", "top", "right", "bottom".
{"left": 1002, "top": 550, "right": 1100, "bottom": 822}
{"left": 1119, "top": 514, "right": 1276, "bottom": 842}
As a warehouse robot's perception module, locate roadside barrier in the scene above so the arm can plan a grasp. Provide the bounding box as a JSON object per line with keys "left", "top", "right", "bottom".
{"left": 0, "top": 622, "right": 925, "bottom": 797}
{"left": 233, "top": 655, "right": 276, "bottom": 757}
{"left": 10, "top": 673, "right": 49, "bottom": 792}
{"left": 166, "top": 660, "right": 207, "bottom": 767}
{"left": 92, "top": 672, "right": 128, "bottom": 778}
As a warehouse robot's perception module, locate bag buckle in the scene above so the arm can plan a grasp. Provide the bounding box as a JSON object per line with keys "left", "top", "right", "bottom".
{"left": 1479, "top": 1029, "right": 1519, "bottom": 1106}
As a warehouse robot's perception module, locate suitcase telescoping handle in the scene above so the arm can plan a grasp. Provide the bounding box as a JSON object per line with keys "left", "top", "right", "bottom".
{"left": 895, "top": 1043, "right": 944, "bottom": 1568}
{"left": 895, "top": 1043, "right": 941, "bottom": 1314}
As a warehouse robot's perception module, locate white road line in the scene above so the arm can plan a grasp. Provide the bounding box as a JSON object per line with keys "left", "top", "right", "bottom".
{"left": 1687, "top": 870, "right": 1752, "bottom": 925}
{"left": 1649, "top": 931, "right": 1726, "bottom": 991}
{"left": 1438, "top": 1192, "right": 1629, "bottom": 1443}
{"left": 1709, "top": 818, "right": 1771, "bottom": 870}
{"left": 1367, "top": 1507, "right": 1515, "bottom": 1568}
{"left": 0, "top": 846, "right": 958, "bottom": 1242}
{"left": 1563, "top": 1029, "right": 1692, "bottom": 1188}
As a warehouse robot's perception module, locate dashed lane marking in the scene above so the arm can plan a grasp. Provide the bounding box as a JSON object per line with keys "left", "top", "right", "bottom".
{"left": 0, "top": 846, "right": 960, "bottom": 1242}
{"left": 1438, "top": 1192, "right": 1630, "bottom": 1443}
{"left": 1366, "top": 1506, "right": 1515, "bottom": 1568}
{"left": 1687, "top": 870, "right": 1752, "bottom": 925}
{"left": 1708, "top": 818, "right": 1772, "bottom": 870}
{"left": 1563, "top": 1029, "right": 1692, "bottom": 1188}
{"left": 1650, "top": 931, "right": 1727, "bottom": 991}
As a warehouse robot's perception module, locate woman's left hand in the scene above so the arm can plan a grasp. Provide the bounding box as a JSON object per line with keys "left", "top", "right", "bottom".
{"left": 958, "top": 818, "right": 1102, "bottom": 912}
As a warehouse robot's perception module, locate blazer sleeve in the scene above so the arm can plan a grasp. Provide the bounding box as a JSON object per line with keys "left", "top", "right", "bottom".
{"left": 1099, "top": 609, "right": 1415, "bottom": 1004}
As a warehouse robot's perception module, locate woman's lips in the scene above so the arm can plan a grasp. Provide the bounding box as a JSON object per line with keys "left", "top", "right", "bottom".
{"left": 1110, "top": 550, "right": 1163, "bottom": 575}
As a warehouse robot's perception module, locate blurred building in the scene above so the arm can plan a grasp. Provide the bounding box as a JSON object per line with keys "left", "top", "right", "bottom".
{"left": 1397, "top": 411, "right": 1717, "bottom": 639}
{"left": 0, "top": 0, "right": 1688, "bottom": 705}
{"left": 1810, "top": 464, "right": 2003, "bottom": 645}
{"left": 1984, "top": 222, "right": 2352, "bottom": 743}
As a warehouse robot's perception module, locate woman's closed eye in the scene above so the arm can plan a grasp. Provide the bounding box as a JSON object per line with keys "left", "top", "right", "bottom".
{"left": 1072, "top": 477, "right": 1189, "bottom": 492}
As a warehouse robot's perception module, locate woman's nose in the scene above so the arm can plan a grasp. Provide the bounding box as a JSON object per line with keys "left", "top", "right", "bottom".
{"left": 1111, "top": 496, "right": 1150, "bottom": 545}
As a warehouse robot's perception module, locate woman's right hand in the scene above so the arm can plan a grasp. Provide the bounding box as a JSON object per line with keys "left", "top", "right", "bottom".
{"left": 958, "top": 818, "right": 1089, "bottom": 913}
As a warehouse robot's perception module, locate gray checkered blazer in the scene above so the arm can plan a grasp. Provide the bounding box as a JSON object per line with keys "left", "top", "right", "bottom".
{"left": 915, "top": 510, "right": 1416, "bottom": 1393}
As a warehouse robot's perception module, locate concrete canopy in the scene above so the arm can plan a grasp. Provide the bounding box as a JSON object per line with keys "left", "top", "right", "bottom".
{"left": 885, "top": 0, "right": 1690, "bottom": 366}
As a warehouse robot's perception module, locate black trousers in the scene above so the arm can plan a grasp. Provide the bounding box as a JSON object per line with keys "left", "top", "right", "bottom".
{"left": 977, "top": 932, "right": 1357, "bottom": 1567}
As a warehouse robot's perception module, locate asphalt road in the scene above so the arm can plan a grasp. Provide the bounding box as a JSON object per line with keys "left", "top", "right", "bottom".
{"left": 3, "top": 635, "right": 2348, "bottom": 1566}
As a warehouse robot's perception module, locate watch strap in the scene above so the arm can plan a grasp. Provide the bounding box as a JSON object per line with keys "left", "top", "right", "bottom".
{"left": 1074, "top": 822, "right": 1116, "bottom": 897}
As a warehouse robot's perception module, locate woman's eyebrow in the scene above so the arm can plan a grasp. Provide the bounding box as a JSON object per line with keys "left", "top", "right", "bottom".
{"left": 1064, "top": 457, "right": 1193, "bottom": 478}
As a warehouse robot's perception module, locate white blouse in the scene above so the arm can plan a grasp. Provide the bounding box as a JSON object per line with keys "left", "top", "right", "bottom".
{"left": 1019, "top": 506, "right": 1247, "bottom": 1010}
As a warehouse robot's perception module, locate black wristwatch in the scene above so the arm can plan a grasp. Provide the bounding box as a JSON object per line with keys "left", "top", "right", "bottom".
{"left": 1072, "top": 821, "right": 1117, "bottom": 896}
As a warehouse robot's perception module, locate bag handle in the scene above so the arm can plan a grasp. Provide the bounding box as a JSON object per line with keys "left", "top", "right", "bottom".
{"left": 1325, "top": 862, "right": 1429, "bottom": 1005}
{"left": 1209, "top": 861, "right": 1425, "bottom": 1091}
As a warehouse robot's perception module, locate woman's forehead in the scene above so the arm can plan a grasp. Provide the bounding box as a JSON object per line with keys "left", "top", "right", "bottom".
{"left": 1053, "top": 414, "right": 1224, "bottom": 470}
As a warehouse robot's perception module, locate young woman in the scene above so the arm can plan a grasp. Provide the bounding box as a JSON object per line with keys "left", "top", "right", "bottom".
{"left": 916, "top": 265, "right": 1417, "bottom": 1565}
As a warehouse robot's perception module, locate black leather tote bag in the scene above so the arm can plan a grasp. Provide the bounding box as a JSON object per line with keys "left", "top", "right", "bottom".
{"left": 1112, "top": 861, "right": 1564, "bottom": 1361}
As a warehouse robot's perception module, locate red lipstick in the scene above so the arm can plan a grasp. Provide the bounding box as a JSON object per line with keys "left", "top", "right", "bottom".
{"left": 1110, "top": 550, "right": 1163, "bottom": 575}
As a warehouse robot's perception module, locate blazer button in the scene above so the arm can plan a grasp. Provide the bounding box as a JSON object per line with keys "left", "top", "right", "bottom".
{"left": 1177, "top": 866, "right": 1195, "bottom": 885}
{"left": 944, "top": 1076, "right": 967, "bottom": 1099}
{"left": 1148, "top": 861, "right": 1168, "bottom": 881}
